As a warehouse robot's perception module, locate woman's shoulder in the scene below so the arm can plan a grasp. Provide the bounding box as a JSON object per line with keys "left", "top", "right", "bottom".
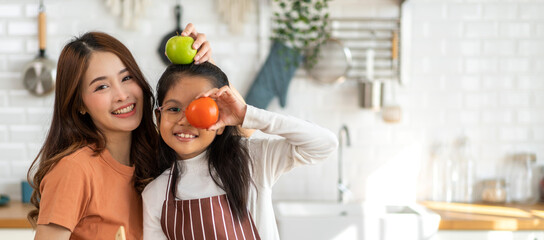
{"left": 42, "top": 146, "right": 96, "bottom": 184}
{"left": 54, "top": 146, "right": 98, "bottom": 171}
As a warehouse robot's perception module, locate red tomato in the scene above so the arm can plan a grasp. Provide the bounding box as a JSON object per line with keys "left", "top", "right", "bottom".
{"left": 185, "top": 97, "right": 219, "bottom": 129}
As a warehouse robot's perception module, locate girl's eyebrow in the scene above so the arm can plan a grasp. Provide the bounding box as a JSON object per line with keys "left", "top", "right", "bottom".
{"left": 162, "top": 99, "right": 182, "bottom": 105}
{"left": 89, "top": 68, "right": 128, "bottom": 86}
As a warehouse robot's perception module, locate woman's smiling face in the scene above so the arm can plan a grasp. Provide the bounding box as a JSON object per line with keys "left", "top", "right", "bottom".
{"left": 157, "top": 75, "right": 221, "bottom": 160}
{"left": 80, "top": 51, "right": 143, "bottom": 137}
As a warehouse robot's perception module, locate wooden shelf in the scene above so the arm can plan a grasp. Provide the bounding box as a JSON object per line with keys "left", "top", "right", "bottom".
{"left": 421, "top": 201, "right": 544, "bottom": 231}
{"left": 0, "top": 201, "right": 34, "bottom": 228}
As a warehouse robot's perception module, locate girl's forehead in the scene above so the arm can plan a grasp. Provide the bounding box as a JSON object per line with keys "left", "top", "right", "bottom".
{"left": 164, "top": 76, "right": 214, "bottom": 103}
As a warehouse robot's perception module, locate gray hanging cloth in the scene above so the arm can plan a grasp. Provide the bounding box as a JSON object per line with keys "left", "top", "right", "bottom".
{"left": 245, "top": 40, "right": 302, "bottom": 109}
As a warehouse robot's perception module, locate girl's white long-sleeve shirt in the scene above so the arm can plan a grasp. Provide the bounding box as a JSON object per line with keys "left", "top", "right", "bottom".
{"left": 142, "top": 105, "right": 338, "bottom": 240}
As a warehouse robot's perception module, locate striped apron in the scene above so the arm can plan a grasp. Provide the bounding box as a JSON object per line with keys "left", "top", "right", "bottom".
{"left": 160, "top": 168, "right": 261, "bottom": 240}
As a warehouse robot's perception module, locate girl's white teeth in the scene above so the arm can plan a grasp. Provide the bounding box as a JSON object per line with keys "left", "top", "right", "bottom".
{"left": 113, "top": 104, "right": 134, "bottom": 115}
{"left": 176, "top": 133, "right": 196, "bottom": 139}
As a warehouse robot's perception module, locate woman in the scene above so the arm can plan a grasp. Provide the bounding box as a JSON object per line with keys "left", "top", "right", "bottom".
{"left": 27, "top": 24, "right": 211, "bottom": 239}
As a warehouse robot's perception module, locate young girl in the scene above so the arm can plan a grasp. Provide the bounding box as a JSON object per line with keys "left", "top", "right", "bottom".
{"left": 27, "top": 24, "right": 211, "bottom": 239}
{"left": 142, "top": 63, "right": 338, "bottom": 240}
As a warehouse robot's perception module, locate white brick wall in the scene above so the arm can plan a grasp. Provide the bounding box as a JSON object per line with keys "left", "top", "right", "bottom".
{"left": 405, "top": 0, "right": 544, "bottom": 202}
{"left": 0, "top": 5, "right": 23, "bottom": 18}
{"left": 0, "top": 0, "right": 542, "bottom": 204}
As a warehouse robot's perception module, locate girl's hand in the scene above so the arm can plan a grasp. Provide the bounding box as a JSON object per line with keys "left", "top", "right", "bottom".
{"left": 197, "top": 86, "right": 247, "bottom": 131}
{"left": 181, "top": 23, "right": 213, "bottom": 64}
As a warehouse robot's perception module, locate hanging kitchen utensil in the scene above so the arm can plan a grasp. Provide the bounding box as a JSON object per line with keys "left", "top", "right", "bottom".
{"left": 357, "top": 80, "right": 383, "bottom": 111}
{"left": 381, "top": 31, "right": 402, "bottom": 122}
{"left": 357, "top": 46, "right": 384, "bottom": 111}
{"left": 158, "top": 4, "right": 183, "bottom": 65}
{"left": 391, "top": 30, "right": 400, "bottom": 83}
{"left": 22, "top": 0, "right": 56, "bottom": 96}
{"left": 305, "top": 38, "right": 352, "bottom": 85}
{"left": 381, "top": 81, "right": 401, "bottom": 123}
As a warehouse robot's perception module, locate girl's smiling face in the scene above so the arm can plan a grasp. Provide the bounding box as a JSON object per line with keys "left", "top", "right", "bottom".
{"left": 158, "top": 76, "right": 222, "bottom": 160}
{"left": 80, "top": 51, "right": 143, "bottom": 137}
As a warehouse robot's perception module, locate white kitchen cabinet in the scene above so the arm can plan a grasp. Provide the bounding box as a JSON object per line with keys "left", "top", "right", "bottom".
{"left": 431, "top": 230, "right": 544, "bottom": 240}
{"left": 0, "top": 229, "right": 35, "bottom": 240}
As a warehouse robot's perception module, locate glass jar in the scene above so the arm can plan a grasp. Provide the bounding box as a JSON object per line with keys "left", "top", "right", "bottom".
{"left": 507, "top": 153, "right": 537, "bottom": 203}
{"left": 481, "top": 179, "right": 507, "bottom": 203}
{"left": 539, "top": 166, "right": 544, "bottom": 203}
{"left": 430, "top": 142, "right": 452, "bottom": 202}
{"left": 450, "top": 137, "right": 476, "bottom": 203}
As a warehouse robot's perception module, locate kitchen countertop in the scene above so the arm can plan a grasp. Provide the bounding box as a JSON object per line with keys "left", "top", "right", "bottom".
{"left": 3, "top": 200, "right": 544, "bottom": 230}
{"left": 421, "top": 201, "right": 544, "bottom": 231}
{"left": 0, "top": 201, "right": 33, "bottom": 228}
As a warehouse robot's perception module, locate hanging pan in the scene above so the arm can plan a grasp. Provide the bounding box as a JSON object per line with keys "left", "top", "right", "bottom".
{"left": 157, "top": 4, "right": 183, "bottom": 65}
{"left": 22, "top": 0, "right": 56, "bottom": 96}
{"left": 305, "top": 38, "right": 353, "bottom": 85}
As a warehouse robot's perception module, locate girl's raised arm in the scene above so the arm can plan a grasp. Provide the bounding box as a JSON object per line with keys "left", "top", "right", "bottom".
{"left": 243, "top": 106, "right": 338, "bottom": 186}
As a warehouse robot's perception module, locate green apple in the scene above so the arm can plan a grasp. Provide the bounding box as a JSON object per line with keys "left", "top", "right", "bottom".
{"left": 165, "top": 36, "right": 197, "bottom": 64}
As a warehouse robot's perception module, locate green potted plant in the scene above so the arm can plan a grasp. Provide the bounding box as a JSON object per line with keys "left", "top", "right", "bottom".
{"left": 272, "top": 0, "right": 331, "bottom": 69}
{"left": 245, "top": 0, "right": 331, "bottom": 109}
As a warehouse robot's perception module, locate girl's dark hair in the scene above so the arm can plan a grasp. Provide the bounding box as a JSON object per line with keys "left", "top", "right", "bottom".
{"left": 26, "top": 32, "right": 159, "bottom": 227}
{"left": 156, "top": 62, "right": 253, "bottom": 219}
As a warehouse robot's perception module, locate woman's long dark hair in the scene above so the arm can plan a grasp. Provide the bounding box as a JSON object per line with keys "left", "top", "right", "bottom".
{"left": 26, "top": 32, "right": 159, "bottom": 227}
{"left": 156, "top": 63, "right": 253, "bottom": 219}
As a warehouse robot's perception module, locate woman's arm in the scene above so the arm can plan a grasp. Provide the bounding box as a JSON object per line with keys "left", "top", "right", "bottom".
{"left": 181, "top": 23, "right": 213, "bottom": 65}
{"left": 36, "top": 154, "right": 91, "bottom": 237}
{"left": 35, "top": 224, "right": 71, "bottom": 240}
